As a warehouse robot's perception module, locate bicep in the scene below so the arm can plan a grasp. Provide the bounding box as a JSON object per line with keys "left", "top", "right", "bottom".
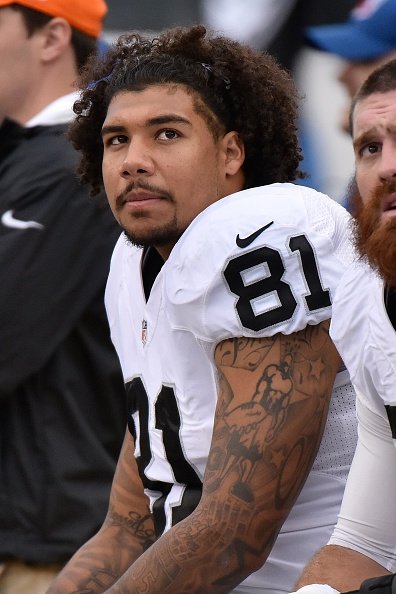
{"left": 202, "top": 321, "right": 340, "bottom": 554}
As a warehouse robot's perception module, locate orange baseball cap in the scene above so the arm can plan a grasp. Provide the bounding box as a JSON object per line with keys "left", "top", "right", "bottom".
{"left": 0, "top": 0, "right": 108, "bottom": 38}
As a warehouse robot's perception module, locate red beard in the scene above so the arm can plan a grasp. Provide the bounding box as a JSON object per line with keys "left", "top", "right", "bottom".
{"left": 351, "top": 179, "right": 396, "bottom": 287}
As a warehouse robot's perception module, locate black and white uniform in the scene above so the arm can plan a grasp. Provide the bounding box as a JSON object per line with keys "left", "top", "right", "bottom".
{"left": 106, "top": 183, "right": 358, "bottom": 593}
{"left": 329, "top": 263, "right": 396, "bottom": 573}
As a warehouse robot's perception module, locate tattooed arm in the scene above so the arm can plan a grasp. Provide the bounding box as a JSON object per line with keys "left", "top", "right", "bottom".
{"left": 46, "top": 429, "right": 155, "bottom": 593}
{"left": 100, "top": 320, "right": 340, "bottom": 594}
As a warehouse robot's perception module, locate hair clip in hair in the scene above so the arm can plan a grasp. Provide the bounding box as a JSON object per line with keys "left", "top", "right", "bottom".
{"left": 223, "top": 77, "right": 231, "bottom": 91}
{"left": 201, "top": 62, "right": 213, "bottom": 74}
{"left": 88, "top": 58, "right": 125, "bottom": 90}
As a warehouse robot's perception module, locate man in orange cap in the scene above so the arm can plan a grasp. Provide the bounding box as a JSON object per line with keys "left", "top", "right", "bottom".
{"left": 0, "top": 0, "right": 107, "bottom": 38}
{"left": 0, "top": 0, "right": 107, "bottom": 123}
{"left": 0, "top": 2, "right": 126, "bottom": 593}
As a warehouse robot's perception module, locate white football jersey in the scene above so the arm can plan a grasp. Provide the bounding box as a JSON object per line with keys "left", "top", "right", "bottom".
{"left": 330, "top": 262, "right": 396, "bottom": 438}
{"left": 328, "top": 260, "right": 396, "bottom": 572}
{"left": 106, "top": 183, "right": 357, "bottom": 593}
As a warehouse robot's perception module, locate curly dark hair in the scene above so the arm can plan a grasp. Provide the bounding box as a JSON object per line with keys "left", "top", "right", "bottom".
{"left": 69, "top": 25, "right": 304, "bottom": 195}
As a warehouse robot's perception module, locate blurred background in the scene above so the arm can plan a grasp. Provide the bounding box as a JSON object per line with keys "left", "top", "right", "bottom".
{"left": 102, "top": 0, "right": 357, "bottom": 204}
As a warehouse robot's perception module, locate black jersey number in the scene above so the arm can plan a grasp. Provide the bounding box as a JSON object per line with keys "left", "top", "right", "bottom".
{"left": 127, "top": 377, "right": 202, "bottom": 536}
{"left": 223, "top": 234, "right": 331, "bottom": 331}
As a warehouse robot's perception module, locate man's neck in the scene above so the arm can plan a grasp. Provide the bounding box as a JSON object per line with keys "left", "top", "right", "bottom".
{"left": 8, "top": 58, "right": 79, "bottom": 125}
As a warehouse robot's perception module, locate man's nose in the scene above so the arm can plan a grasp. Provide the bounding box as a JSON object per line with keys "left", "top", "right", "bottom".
{"left": 120, "top": 141, "right": 155, "bottom": 178}
{"left": 378, "top": 142, "right": 396, "bottom": 181}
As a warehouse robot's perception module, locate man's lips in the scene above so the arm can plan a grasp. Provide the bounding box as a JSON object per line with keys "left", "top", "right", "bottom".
{"left": 115, "top": 183, "right": 172, "bottom": 210}
{"left": 123, "top": 191, "right": 164, "bottom": 204}
{"left": 383, "top": 195, "right": 396, "bottom": 212}
{"left": 117, "top": 191, "right": 169, "bottom": 212}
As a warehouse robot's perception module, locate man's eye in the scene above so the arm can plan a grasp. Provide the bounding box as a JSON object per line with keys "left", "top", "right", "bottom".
{"left": 157, "top": 129, "right": 180, "bottom": 141}
{"left": 361, "top": 143, "right": 380, "bottom": 156}
{"left": 108, "top": 135, "right": 127, "bottom": 146}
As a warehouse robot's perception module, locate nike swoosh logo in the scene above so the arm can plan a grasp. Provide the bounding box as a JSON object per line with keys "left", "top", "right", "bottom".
{"left": 236, "top": 221, "right": 274, "bottom": 248}
{"left": 1, "top": 210, "right": 44, "bottom": 230}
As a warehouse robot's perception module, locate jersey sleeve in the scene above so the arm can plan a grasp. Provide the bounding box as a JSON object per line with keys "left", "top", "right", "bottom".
{"left": 329, "top": 395, "right": 396, "bottom": 572}
{"left": 330, "top": 264, "right": 396, "bottom": 414}
{"left": 165, "top": 183, "right": 354, "bottom": 343}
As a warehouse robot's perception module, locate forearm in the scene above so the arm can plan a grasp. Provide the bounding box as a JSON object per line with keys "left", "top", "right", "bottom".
{"left": 47, "top": 530, "right": 125, "bottom": 593}
{"left": 295, "top": 545, "right": 391, "bottom": 593}
{"left": 104, "top": 498, "right": 267, "bottom": 594}
{"left": 296, "top": 399, "right": 396, "bottom": 594}
{"left": 47, "top": 515, "right": 155, "bottom": 594}
{"left": 48, "top": 432, "right": 156, "bottom": 594}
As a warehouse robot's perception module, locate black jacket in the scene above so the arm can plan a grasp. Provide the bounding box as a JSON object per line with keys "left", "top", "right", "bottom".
{"left": 0, "top": 120, "right": 126, "bottom": 563}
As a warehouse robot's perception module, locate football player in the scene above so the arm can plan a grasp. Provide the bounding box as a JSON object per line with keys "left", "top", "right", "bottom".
{"left": 48, "top": 25, "right": 357, "bottom": 594}
{"left": 291, "top": 60, "right": 396, "bottom": 594}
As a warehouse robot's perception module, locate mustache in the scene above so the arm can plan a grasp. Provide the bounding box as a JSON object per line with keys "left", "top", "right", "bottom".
{"left": 115, "top": 181, "right": 173, "bottom": 208}
{"left": 373, "top": 179, "right": 396, "bottom": 202}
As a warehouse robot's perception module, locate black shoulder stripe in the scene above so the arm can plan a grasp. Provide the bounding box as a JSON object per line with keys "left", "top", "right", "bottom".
{"left": 343, "top": 573, "right": 396, "bottom": 594}
{"left": 352, "top": 572, "right": 396, "bottom": 594}
{"left": 385, "top": 405, "right": 396, "bottom": 440}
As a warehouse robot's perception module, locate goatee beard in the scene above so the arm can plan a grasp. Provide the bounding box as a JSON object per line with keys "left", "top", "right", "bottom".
{"left": 121, "top": 218, "right": 183, "bottom": 252}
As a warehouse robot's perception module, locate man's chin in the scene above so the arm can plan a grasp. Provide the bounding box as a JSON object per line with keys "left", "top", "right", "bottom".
{"left": 122, "top": 231, "right": 144, "bottom": 250}
{"left": 121, "top": 224, "right": 182, "bottom": 251}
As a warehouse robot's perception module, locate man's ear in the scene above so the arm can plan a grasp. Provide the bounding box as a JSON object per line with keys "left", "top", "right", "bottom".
{"left": 39, "top": 17, "right": 72, "bottom": 63}
{"left": 222, "top": 130, "right": 245, "bottom": 176}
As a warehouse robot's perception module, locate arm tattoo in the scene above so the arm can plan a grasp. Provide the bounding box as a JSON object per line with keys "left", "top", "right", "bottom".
{"left": 51, "top": 507, "right": 155, "bottom": 594}
{"left": 101, "top": 323, "right": 338, "bottom": 593}
{"left": 107, "top": 505, "right": 155, "bottom": 551}
{"left": 207, "top": 323, "right": 334, "bottom": 507}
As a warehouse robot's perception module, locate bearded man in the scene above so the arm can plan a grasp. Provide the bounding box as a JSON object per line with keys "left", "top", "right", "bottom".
{"left": 290, "top": 59, "right": 396, "bottom": 594}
